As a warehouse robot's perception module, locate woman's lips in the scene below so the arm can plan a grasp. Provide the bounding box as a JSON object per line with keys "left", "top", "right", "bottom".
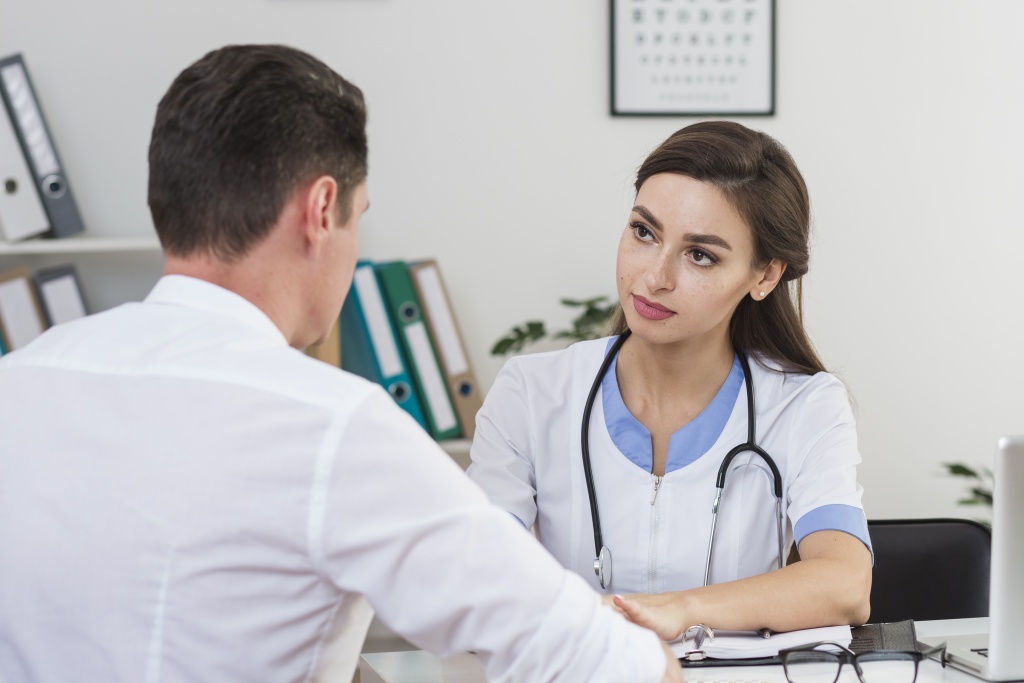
{"left": 633, "top": 295, "right": 675, "bottom": 321}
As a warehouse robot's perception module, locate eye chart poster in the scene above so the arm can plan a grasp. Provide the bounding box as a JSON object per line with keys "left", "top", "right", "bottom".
{"left": 611, "top": 0, "right": 775, "bottom": 116}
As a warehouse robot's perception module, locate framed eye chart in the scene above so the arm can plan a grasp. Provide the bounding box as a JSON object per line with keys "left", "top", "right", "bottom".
{"left": 610, "top": 0, "right": 775, "bottom": 116}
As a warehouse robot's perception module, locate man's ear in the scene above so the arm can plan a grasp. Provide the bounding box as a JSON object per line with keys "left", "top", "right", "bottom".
{"left": 301, "top": 176, "right": 339, "bottom": 250}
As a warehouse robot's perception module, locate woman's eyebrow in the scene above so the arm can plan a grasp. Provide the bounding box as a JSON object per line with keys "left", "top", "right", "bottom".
{"left": 631, "top": 205, "right": 663, "bottom": 231}
{"left": 684, "top": 233, "right": 732, "bottom": 251}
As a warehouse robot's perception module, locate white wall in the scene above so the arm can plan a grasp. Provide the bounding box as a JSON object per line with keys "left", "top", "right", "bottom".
{"left": 2, "top": 0, "right": 1021, "bottom": 522}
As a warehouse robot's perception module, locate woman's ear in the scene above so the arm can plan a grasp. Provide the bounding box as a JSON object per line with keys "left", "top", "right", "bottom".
{"left": 750, "top": 260, "right": 787, "bottom": 300}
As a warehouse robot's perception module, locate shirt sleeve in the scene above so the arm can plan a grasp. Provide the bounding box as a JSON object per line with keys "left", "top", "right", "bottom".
{"left": 784, "top": 374, "right": 873, "bottom": 556}
{"left": 317, "top": 389, "right": 666, "bottom": 683}
{"left": 465, "top": 357, "right": 539, "bottom": 529}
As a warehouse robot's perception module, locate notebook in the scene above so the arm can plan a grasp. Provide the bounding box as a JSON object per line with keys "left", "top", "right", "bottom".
{"left": 919, "top": 435, "right": 1024, "bottom": 681}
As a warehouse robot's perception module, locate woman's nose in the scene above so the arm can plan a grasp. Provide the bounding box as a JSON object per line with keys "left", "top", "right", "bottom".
{"left": 644, "top": 252, "right": 674, "bottom": 291}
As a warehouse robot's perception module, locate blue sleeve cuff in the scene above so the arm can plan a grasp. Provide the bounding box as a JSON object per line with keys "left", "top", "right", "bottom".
{"left": 794, "top": 504, "right": 873, "bottom": 563}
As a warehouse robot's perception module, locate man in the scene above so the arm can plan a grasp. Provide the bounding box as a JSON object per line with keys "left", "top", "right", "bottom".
{"left": 0, "top": 45, "right": 681, "bottom": 683}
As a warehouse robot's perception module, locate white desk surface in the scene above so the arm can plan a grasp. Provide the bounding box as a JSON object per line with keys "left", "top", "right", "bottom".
{"left": 359, "top": 618, "right": 989, "bottom": 683}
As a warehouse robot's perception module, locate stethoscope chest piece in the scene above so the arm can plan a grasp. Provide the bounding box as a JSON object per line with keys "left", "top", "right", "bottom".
{"left": 594, "top": 546, "right": 612, "bottom": 589}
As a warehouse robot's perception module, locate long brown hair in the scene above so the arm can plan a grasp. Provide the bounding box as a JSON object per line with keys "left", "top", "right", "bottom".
{"left": 610, "top": 121, "right": 826, "bottom": 375}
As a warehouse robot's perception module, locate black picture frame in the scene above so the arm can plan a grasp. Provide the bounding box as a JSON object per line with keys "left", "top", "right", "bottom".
{"left": 610, "top": 0, "right": 776, "bottom": 117}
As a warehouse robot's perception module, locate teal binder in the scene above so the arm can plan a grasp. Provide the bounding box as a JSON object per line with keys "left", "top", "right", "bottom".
{"left": 340, "top": 260, "right": 427, "bottom": 430}
{"left": 374, "top": 261, "right": 461, "bottom": 441}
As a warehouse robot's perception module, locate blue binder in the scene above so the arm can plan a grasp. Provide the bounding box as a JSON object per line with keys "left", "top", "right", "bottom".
{"left": 340, "top": 261, "right": 427, "bottom": 430}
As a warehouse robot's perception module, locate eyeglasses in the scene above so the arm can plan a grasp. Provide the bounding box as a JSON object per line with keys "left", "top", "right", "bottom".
{"left": 780, "top": 641, "right": 946, "bottom": 683}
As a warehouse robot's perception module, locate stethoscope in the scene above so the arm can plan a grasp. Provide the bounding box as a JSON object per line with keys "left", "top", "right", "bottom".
{"left": 581, "top": 329, "right": 785, "bottom": 590}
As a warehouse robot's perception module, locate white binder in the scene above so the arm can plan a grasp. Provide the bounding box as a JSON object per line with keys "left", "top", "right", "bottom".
{"left": 0, "top": 53, "right": 85, "bottom": 238}
{"left": 0, "top": 267, "right": 46, "bottom": 351}
{"left": 0, "top": 92, "right": 48, "bottom": 241}
{"left": 32, "top": 264, "right": 88, "bottom": 326}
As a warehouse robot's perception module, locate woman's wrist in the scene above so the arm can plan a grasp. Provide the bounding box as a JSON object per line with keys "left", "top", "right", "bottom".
{"left": 666, "top": 590, "right": 697, "bottom": 641}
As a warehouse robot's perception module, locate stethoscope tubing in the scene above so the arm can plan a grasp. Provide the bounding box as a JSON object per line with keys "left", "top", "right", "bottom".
{"left": 580, "top": 331, "right": 631, "bottom": 559}
{"left": 582, "top": 331, "right": 785, "bottom": 590}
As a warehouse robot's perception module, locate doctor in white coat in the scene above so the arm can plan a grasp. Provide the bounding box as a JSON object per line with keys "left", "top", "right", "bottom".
{"left": 468, "top": 121, "right": 874, "bottom": 642}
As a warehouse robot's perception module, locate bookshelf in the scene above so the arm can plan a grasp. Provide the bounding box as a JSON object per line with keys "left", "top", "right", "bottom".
{"left": 439, "top": 438, "right": 471, "bottom": 469}
{"left": 0, "top": 234, "right": 164, "bottom": 314}
{"left": 0, "top": 236, "right": 477, "bottom": 465}
{"left": 0, "top": 234, "right": 162, "bottom": 255}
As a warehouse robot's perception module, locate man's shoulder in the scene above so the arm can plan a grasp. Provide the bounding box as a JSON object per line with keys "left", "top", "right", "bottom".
{"left": 262, "top": 348, "right": 384, "bottom": 407}
{"left": 2, "top": 302, "right": 385, "bottom": 414}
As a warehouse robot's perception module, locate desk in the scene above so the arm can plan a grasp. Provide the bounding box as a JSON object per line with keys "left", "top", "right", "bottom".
{"left": 358, "top": 618, "right": 988, "bottom": 683}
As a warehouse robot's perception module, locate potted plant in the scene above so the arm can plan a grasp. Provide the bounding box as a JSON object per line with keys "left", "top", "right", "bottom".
{"left": 491, "top": 296, "right": 618, "bottom": 356}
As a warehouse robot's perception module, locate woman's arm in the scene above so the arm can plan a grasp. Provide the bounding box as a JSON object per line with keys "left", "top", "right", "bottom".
{"left": 612, "top": 529, "right": 872, "bottom": 640}
{"left": 608, "top": 373, "right": 873, "bottom": 640}
{"left": 466, "top": 357, "right": 539, "bottom": 528}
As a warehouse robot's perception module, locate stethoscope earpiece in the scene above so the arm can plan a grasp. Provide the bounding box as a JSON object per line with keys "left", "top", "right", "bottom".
{"left": 583, "top": 333, "right": 785, "bottom": 591}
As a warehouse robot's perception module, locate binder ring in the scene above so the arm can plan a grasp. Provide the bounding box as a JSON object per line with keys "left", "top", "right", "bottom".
{"left": 399, "top": 302, "right": 418, "bottom": 322}
{"left": 389, "top": 381, "right": 411, "bottom": 402}
{"left": 41, "top": 174, "right": 67, "bottom": 200}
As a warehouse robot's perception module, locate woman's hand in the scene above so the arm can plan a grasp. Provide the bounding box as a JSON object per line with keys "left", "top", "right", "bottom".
{"left": 612, "top": 593, "right": 688, "bottom": 642}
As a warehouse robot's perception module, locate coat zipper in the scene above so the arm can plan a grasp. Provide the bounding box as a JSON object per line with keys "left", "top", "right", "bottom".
{"left": 648, "top": 475, "right": 663, "bottom": 593}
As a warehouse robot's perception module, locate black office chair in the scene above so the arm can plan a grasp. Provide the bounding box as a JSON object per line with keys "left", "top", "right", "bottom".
{"left": 866, "top": 518, "right": 991, "bottom": 623}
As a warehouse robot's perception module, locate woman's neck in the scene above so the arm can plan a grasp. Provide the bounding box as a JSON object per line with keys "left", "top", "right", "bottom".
{"left": 615, "top": 332, "right": 736, "bottom": 429}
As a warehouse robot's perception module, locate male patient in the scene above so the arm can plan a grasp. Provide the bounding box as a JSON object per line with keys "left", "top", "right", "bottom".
{"left": 0, "top": 45, "right": 682, "bottom": 683}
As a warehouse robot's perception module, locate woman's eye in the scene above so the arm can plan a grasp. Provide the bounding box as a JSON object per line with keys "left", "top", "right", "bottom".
{"left": 689, "top": 248, "right": 716, "bottom": 266}
{"left": 631, "top": 224, "right": 654, "bottom": 241}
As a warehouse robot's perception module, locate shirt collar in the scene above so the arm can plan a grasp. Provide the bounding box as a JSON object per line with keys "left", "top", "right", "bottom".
{"left": 144, "top": 275, "right": 289, "bottom": 346}
{"left": 600, "top": 337, "right": 744, "bottom": 474}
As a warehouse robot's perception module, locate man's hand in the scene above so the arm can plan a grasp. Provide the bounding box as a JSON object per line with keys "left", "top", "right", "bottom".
{"left": 604, "top": 594, "right": 684, "bottom": 682}
{"left": 660, "top": 640, "right": 685, "bottom": 683}
{"left": 612, "top": 593, "right": 688, "bottom": 642}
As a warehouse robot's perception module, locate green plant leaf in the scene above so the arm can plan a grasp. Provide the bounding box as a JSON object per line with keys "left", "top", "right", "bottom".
{"left": 943, "top": 463, "right": 980, "bottom": 478}
{"left": 944, "top": 462, "right": 995, "bottom": 513}
{"left": 969, "top": 488, "right": 993, "bottom": 505}
{"left": 490, "top": 337, "right": 516, "bottom": 355}
{"left": 490, "top": 321, "right": 548, "bottom": 356}
{"left": 561, "top": 296, "right": 608, "bottom": 308}
{"left": 525, "top": 321, "right": 546, "bottom": 339}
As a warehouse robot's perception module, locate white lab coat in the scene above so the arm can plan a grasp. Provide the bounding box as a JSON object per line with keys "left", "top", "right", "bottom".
{"left": 468, "top": 337, "right": 870, "bottom": 595}
{"left": 0, "top": 277, "right": 665, "bottom": 683}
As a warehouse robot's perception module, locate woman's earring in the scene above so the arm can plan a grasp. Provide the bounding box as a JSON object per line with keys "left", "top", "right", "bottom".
{"left": 759, "top": 290, "right": 766, "bottom": 298}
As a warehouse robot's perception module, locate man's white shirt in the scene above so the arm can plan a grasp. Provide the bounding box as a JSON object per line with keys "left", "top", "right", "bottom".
{"left": 0, "top": 275, "right": 664, "bottom": 683}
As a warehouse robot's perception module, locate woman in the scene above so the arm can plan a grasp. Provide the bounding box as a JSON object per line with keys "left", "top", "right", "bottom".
{"left": 467, "top": 121, "right": 872, "bottom": 641}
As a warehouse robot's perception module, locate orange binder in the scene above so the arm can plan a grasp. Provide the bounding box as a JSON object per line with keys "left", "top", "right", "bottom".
{"left": 407, "top": 259, "right": 483, "bottom": 439}
{"left": 305, "top": 317, "right": 341, "bottom": 367}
